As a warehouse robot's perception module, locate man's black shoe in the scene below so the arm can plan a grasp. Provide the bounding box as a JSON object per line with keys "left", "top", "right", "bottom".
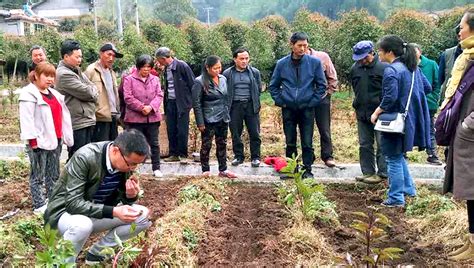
{"left": 85, "top": 252, "right": 106, "bottom": 265}
{"left": 231, "top": 158, "right": 243, "bottom": 166}
{"left": 251, "top": 159, "right": 260, "bottom": 167}
{"left": 427, "top": 155, "right": 443, "bottom": 165}
{"left": 302, "top": 171, "right": 314, "bottom": 179}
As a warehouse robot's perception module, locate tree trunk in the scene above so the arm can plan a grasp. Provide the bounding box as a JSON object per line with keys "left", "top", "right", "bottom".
{"left": 12, "top": 58, "right": 18, "bottom": 82}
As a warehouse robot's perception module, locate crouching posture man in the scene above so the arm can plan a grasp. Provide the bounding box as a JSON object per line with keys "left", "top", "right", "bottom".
{"left": 44, "top": 129, "right": 152, "bottom": 264}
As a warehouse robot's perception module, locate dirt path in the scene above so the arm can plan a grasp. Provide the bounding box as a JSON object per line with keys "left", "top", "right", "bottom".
{"left": 196, "top": 184, "right": 291, "bottom": 267}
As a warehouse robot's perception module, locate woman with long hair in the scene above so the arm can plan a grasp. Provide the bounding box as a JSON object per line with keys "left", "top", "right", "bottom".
{"left": 443, "top": 8, "right": 474, "bottom": 261}
{"left": 192, "top": 55, "right": 237, "bottom": 178}
{"left": 19, "top": 62, "right": 73, "bottom": 214}
{"left": 370, "top": 35, "right": 432, "bottom": 207}
{"left": 123, "top": 54, "right": 163, "bottom": 177}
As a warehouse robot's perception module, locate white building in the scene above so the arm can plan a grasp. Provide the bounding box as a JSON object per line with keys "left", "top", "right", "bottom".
{"left": 0, "top": 9, "right": 58, "bottom": 36}
{"left": 32, "top": 0, "right": 91, "bottom": 20}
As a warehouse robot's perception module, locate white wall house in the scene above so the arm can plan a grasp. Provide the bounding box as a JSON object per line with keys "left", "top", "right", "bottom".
{"left": 0, "top": 9, "right": 58, "bottom": 36}
{"left": 31, "top": 0, "right": 91, "bottom": 20}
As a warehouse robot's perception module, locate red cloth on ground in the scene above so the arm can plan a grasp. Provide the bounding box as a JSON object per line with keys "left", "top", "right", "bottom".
{"left": 264, "top": 156, "right": 287, "bottom": 172}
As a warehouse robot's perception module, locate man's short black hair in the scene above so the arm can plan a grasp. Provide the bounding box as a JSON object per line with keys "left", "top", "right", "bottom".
{"left": 60, "top": 39, "right": 81, "bottom": 58}
{"left": 114, "top": 129, "right": 150, "bottom": 157}
{"left": 233, "top": 47, "right": 249, "bottom": 58}
{"left": 136, "top": 54, "right": 154, "bottom": 70}
{"left": 290, "top": 32, "right": 309, "bottom": 44}
{"left": 30, "top": 45, "right": 46, "bottom": 56}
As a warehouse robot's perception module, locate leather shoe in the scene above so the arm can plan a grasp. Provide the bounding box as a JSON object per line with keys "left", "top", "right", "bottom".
{"left": 324, "top": 159, "right": 336, "bottom": 168}
{"left": 251, "top": 159, "right": 260, "bottom": 167}
{"left": 363, "top": 175, "right": 383, "bottom": 184}
{"left": 449, "top": 235, "right": 474, "bottom": 261}
{"left": 231, "top": 158, "right": 243, "bottom": 166}
{"left": 355, "top": 174, "right": 375, "bottom": 182}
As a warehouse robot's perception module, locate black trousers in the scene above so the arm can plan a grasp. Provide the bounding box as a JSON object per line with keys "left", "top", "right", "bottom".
{"left": 229, "top": 100, "right": 261, "bottom": 161}
{"left": 468, "top": 200, "right": 474, "bottom": 233}
{"left": 357, "top": 118, "right": 387, "bottom": 177}
{"left": 201, "top": 121, "right": 228, "bottom": 172}
{"left": 92, "top": 117, "right": 118, "bottom": 142}
{"left": 314, "top": 95, "right": 334, "bottom": 161}
{"left": 127, "top": 122, "right": 161, "bottom": 171}
{"left": 282, "top": 107, "right": 315, "bottom": 172}
{"left": 68, "top": 125, "right": 94, "bottom": 159}
{"left": 165, "top": 99, "right": 190, "bottom": 157}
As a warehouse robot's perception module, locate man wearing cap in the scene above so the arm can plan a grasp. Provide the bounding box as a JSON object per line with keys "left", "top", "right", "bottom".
{"left": 155, "top": 47, "right": 195, "bottom": 162}
{"left": 349, "top": 40, "right": 388, "bottom": 184}
{"left": 56, "top": 40, "right": 98, "bottom": 159}
{"left": 306, "top": 47, "right": 338, "bottom": 168}
{"left": 85, "top": 43, "right": 123, "bottom": 142}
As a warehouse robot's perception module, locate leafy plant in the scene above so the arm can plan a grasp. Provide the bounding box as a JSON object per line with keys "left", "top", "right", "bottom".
{"left": 178, "top": 184, "right": 222, "bottom": 212}
{"left": 278, "top": 156, "right": 338, "bottom": 224}
{"left": 182, "top": 226, "right": 199, "bottom": 251}
{"left": 35, "top": 225, "right": 75, "bottom": 267}
{"left": 346, "top": 209, "right": 403, "bottom": 267}
{"left": 405, "top": 187, "right": 456, "bottom": 217}
{"left": 15, "top": 216, "right": 42, "bottom": 243}
{"left": 101, "top": 229, "right": 143, "bottom": 268}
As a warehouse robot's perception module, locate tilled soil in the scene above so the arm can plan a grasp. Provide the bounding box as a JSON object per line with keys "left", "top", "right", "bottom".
{"left": 196, "top": 183, "right": 292, "bottom": 267}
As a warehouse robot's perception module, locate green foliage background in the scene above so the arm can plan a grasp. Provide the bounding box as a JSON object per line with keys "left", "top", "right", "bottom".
{"left": 0, "top": 6, "right": 470, "bottom": 85}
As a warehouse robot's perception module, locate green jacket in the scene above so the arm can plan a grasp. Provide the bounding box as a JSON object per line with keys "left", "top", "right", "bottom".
{"left": 44, "top": 142, "right": 136, "bottom": 228}
{"left": 419, "top": 55, "right": 440, "bottom": 112}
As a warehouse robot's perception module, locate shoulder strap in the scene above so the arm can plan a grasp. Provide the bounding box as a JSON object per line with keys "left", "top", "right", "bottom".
{"left": 403, "top": 72, "right": 415, "bottom": 117}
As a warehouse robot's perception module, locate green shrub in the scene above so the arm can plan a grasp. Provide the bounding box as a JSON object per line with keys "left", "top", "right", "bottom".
{"left": 245, "top": 22, "right": 275, "bottom": 83}
{"left": 406, "top": 187, "right": 456, "bottom": 217}
{"left": 291, "top": 8, "right": 332, "bottom": 51}
{"left": 216, "top": 18, "right": 249, "bottom": 53}
{"left": 383, "top": 9, "right": 437, "bottom": 60}
{"left": 331, "top": 9, "right": 383, "bottom": 86}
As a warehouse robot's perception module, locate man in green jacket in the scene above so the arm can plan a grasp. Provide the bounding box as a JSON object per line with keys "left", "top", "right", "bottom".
{"left": 44, "top": 129, "right": 151, "bottom": 264}
{"left": 414, "top": 44, "right": 442, "bottom": 165}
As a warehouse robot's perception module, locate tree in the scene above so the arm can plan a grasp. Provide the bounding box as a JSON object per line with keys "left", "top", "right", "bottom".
{"left": 330, "top": 9, "right": 383, "bottom": 85}
{"left": 244, "top": 23, "right": 275, "bottom": 83}
{"left": 256, "top": 15, "right": 291, "bottom": 61}
{"left": 383, "top": 10, "right": 437, "bottom": 60}
{"left": 182, "top": 19, "right": 207, "bottom": 73}
{"left": 291, "top": 8, "right": 332, "bottom": 51}
{"left": 74, "top": 26, "right": 100, "bottom": 67}
{"left": 29, "top": 28, "right": 63, "bottom": 64}
{"left": 154, "top": 0, "right": 197, "bottom": 26}
{"left": 215, "top": 18, "right": 249, "bottom": 53}
{"left": 116, "top": 26, "right": 154, "bottom": 71}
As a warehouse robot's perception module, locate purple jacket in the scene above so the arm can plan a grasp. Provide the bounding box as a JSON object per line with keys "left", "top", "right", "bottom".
{"left": 123, "top": 72, "right": 163, "bottom": 123}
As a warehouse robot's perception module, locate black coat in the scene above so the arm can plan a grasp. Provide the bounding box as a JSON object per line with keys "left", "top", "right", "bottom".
{"left": 192, "top": 74, "right": 230, "bottom": 126}
{"left": 350, "top": 55, "right": 388, "bottom": 121}
{"left": 163, "top": 58, "right": 195, "bottom": 114}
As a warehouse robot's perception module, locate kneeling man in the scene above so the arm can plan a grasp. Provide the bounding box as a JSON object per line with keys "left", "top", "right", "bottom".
{"left": 44, "top": 129, "right": 152, "bottom": 264}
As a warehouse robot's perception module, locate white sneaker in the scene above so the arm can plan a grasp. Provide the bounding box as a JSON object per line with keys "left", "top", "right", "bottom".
{"left": 33, "top": 204, "right": 47, "bottom": 215}
{"left": 153, "top": 169, "right": 163, "bottom": 178}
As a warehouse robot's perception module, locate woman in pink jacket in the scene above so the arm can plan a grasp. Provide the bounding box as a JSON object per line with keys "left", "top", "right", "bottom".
{"left": 123, "top": 54, "right": 164, "bottom": 177}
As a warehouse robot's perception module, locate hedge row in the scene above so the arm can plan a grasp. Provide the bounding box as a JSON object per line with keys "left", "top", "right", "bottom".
{"left": 1, "top": 7, "right": 468, "bottom": 85}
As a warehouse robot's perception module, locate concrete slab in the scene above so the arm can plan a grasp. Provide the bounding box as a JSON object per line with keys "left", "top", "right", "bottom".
{"left": 0, "top": 144, "right": 445, "bottom": 182}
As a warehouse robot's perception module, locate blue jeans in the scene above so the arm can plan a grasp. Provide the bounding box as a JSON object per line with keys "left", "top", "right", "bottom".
{"left": 385, "top": 154, "right": 416, "bottom": 204}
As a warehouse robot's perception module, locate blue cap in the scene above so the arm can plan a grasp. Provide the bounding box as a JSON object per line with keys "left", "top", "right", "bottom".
{"left": 352, "top": 41, "right": 374, "bottom": 61}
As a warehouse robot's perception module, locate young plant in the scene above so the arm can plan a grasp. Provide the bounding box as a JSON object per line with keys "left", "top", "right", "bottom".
{"left": 35, "top": 225, "right": 75, "bottom": 267}
{"left": 349, "top": 209, "right": 403, "bottom": 267}
{"left": 101, "top": 224, "right": 143, "bottom": 268}
{"left": 278, "top": 155, "right": 338, "bottom": 223}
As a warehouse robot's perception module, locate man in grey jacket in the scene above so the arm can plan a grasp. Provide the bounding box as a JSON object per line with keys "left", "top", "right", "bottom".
{"left": 56, "top": 40, "right": 99, "bottom": 159}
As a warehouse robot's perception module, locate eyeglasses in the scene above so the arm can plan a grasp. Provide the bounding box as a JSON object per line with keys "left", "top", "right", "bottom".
{"left": 118, "top": 147, "right": 142, "bottom": 169}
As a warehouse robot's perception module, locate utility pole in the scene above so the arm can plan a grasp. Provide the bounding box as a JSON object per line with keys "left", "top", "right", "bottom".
{"left": 135, "top": 0, "right": 139, "bottom": 34}
{"left": 203, "top": 7, "right": 213, "bottom": 28}
{"left": 92, "top": 0, "right": 98, "bottom": 35}
{"left": 116, "top": 0, "right": 123, "bottom": 37}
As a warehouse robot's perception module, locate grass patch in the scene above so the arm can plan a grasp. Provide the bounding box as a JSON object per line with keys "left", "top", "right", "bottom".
{"left": 152, "top": 178, "right": 227, "bottom": 266}
{"left": 406, "top": 187, "right": 456, "bottom": 217}
{"left": 279, "top": 210, "right": 336, "bottom": 265}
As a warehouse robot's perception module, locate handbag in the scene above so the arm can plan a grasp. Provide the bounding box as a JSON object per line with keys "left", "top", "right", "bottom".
{"left": 374, "top": 72, "right": 415, "bottom": 134}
